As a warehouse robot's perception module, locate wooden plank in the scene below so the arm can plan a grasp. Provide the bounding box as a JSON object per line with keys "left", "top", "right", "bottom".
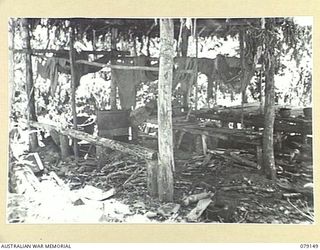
{"left": 201, "top": 135, "right": 208, "bottom": 155}
{"left": 27, "top": 120, "right": 157, "bottom": 160}
{"left": 186, "top": 198, "right": 212, "bottom": 222}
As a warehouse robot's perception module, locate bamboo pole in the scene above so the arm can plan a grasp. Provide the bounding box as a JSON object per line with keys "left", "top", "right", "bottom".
{"left": 69, "top": 26, "right": 79, "bottom": 160}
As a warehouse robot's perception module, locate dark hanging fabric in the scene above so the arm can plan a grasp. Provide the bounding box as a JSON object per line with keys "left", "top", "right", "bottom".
{"left": 37, "top": 58, "right": 68, "bottom": 96}
{"left": 37, "top": 52, "right": 114, "bottom": 96}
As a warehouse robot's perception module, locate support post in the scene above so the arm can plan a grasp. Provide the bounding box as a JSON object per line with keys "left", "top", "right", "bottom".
{"left": 239, "top": 29, "right": 246, "bottom": 128}
{"left": 263, "top": 36, "right": 276, "bottom": 180}
{"left": 69, "top": 26, "right": 79, "bottom": 160}
{"left": 110, "top": 28, "right": 117, "bottom": 110}
{"left": 9, "top": 19, "right": 16, "bottom": 112}
{"left": 157, "top": 19, "right": 175, "bottom": 202}
{"left": 22, "top": 18, "right": 38, "bottom": 151}
{"left": 146, "top": 160, "right": 158, "bottom": 197}
{"left": 259, "top": 69, "right": 264, "bottom": 114}
{"left": 194, "top": 18, "right": 199, "bottom": 111}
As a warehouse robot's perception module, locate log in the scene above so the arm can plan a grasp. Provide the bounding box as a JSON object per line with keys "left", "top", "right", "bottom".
{"left": 182, "top": 192, "right": 214, "bottom": 206}
{"left": 228, "top": 151, "right": 258, "bottom": 169}
{"left": 27, "top": 120, "right": 157, "bottom": 160}
{"left": 10, "top": 163, "right": 41, "bottom": 195}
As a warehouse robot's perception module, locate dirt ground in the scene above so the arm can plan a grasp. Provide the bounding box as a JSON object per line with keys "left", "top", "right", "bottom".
{"left": 7, "top": 135, "right": 314, "bottom": 224}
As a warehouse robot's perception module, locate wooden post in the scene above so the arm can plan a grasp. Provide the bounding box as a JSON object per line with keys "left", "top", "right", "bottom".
{"left": 9, "top": 19, "right": 15, "bottom": 112}
{"left": 69, "top": 26, "right": 79, "bottom": 159}
{"left": 22, "top": 18, "right": 39, "bottom": 151}
{"left": 181, "top": 19, "right": 190, "bottom": 109}
{"left": 146, "top": 160, "right": 158, "bottom": 197}
{"left": 110, "top": 28, "right": 117, "bottom": 110}
{"left": 157, "top": 19, "right": 175, "bottom": 202}
{"left": 239, "top": 29, "right": 246, "bottom": 128}
{"left": 259, "top": 69, "right": 264, "bottom": 114}
{"left": 178, "top": 18, "right": 189, "bottom": 57}
{"left": 59, "top": 134, "right": 71, "bottom": 159}
{"left": 92, "top": 30, "right": 97, "bottom": 60}
{"left": 194, "top": 18, "right": 199, "bottom": 111}
{"left": 263, "top": 44, "right": 276, "bottom": 180}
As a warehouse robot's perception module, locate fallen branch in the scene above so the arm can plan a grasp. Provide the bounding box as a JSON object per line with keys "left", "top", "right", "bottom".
{"left": 287, "top": 198, "right": 314, "bottom": 222}
{"left": 228, "top": 152, "right": 258, "bottom": 169}
{"left": 25, "top": 120, "right": 157, "bottom": 160}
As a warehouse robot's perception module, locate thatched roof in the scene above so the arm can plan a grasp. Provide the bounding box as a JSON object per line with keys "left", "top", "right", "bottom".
{"left": 26, "top": 18, "right": 286, "bottom": 41}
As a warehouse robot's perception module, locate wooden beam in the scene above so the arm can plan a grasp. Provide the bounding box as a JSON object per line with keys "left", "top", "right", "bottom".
{"left": 12, "top": 48, "right": 129, "bottom": 56}
{"left": 157, "top": 18, "right": 175, "bottom": 202}
{"left": 75, "top": 59, "right": 195, "bottom": 73}
{"left": 69, "top": 27, "right": 79, "bottom": 160}
{"left": 27, "top": 120, "right": 157, "bottom": 160}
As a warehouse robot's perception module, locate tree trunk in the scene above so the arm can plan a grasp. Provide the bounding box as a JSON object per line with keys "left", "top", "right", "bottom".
{"left": 69, "top": 26, "right": 79, "bottom": 159}
{"left": 178, "top": 19, "right": 189, "bottom": 57}
{"left": 21, "top": 18, "right": 38, "bottom": 151}
{"left": 263, "top": 53, "right": 276, "bottom": 180}
{"left": 239, "top": 29, "right": 246, "bottom": 127}
{"left": 9, "top": 19, "right": 15, "bottom": 113}
{"left": 157, "top": 19, "right": 175, "bottom": 202}
{"left": 110, "top": 28, "right": 118, "bottom": 110}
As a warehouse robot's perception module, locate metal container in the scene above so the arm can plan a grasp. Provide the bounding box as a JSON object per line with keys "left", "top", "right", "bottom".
{"left": 303, "top": 107, "right": 312, "bottom": 119}
{"left": 97, "top": 110, "right": 130, "bottom": 139}
{"left": 279, "top": 108, "right": 291, "bottom": 118}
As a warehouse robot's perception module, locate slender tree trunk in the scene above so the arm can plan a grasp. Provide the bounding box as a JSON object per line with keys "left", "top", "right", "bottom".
{"left": 180, "top": 19, "right": 190, "bottom": 108}
{"left": 263, "top": 52, "right": 276, "bottom": 180}
{"left": 110, "top": 28, "right": 117, "bottom": 110}
{"left": 239, "top": 29, "right": 245, "bottom": 127}
{"left": 194, "top": 19, "right": 199, "bottom": 111}
{"left": 177, "top": 18, "right": 189, "bottom": 57}
{"left": 9, "top": 19, "right": 15, "bottom": 112}
{"left": 22, "top": 18, "right": 38, "bottom": 151}
{"left": 69, "top": 26, "right": 79, "bottom": 159}
{"left": 157, "top": 18, "right": 175, "bottom": 202}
